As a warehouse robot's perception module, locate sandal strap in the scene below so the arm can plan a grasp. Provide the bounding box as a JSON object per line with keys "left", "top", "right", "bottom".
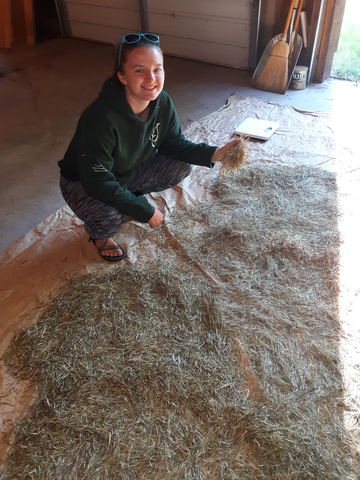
{"left": 88, "top": 236, "right": 126, "bottom": 262}
{"left": 98, "top": 244, "right": 123, "bottom": 253}
{"left": 89, "top": 236, "right": 124, "bottom": 254}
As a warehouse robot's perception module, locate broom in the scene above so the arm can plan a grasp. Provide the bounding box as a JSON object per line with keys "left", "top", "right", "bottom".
{"left": 253, "top": 0, "right": 295, "bottom": 94}
{"left": 289, "top": 0, "right": 304, "bottom": 53}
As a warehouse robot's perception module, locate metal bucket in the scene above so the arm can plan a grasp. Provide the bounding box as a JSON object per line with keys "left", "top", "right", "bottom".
{"left": 290, "top": 65, "right": 308, "bottom": 90}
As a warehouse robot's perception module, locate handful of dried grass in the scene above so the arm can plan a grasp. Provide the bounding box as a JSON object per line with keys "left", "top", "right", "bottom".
{"left": 218, "top": 135, "right": 249, "bottom": 176}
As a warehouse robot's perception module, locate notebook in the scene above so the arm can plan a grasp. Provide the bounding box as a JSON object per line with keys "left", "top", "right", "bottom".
{"left": 235, "top": 118, "right": 279, "bottom": 141}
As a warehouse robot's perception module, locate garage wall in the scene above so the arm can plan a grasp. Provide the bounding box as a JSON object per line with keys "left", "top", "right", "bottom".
{"left": 64, "top": 0, "right": 141, "bottom": 45}
{"left": 60, "top": 0, "right": 252, "bottom": 69}
{"left": 147, "top": 0, "right": 252, "bottom": 69}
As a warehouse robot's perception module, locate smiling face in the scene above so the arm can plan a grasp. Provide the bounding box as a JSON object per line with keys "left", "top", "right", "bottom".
{"left": 117, "top": 46, "right": 164, "bottom": 115}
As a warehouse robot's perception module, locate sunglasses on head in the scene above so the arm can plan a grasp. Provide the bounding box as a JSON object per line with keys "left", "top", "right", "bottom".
{"left": 117, "top": 33, "right": 160, "bottom": 69}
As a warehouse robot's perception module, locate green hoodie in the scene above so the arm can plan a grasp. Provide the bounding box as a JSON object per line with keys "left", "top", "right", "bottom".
{"left": 58, "top": 79, "right": 217, "bottom": 222}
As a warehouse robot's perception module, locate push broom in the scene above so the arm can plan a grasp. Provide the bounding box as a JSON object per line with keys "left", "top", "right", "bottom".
{"left": 253, "top": 0, "right": 295, "bottom": 94}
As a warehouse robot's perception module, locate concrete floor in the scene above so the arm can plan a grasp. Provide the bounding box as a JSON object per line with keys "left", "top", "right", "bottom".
{"left": 0, "top": 37, "right": 359, "bottom": 254}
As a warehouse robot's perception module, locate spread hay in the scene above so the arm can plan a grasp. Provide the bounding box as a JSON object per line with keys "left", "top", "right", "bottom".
{"left": 2, "top": 165, "right": 359, "bottom": 479}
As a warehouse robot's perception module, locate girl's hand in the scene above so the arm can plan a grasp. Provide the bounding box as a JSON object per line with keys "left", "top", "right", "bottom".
{"left": 148, "top": 208, "right": 164, "bottom": 228}
{"left": 212, "top": 139, "right": 242, "bottom": 163}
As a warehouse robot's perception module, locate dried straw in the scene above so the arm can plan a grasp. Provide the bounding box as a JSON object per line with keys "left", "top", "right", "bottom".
{"left": 218, "top": 136, "right": 249, "bottom": 177}
{"left": 2, "top": 164, "right": 359, "bottom": 479}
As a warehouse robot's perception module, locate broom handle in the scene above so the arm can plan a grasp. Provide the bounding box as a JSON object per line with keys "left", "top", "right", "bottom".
{"left": 282, "top": 0, "right": 296, "bottom": 40}
{"left": 294, "top": 0, "right": 304, "bottom": 32}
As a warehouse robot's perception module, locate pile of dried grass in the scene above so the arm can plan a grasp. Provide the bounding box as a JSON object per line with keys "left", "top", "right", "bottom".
{"left": 2, "top": 164, "right": 359, "bottom": 479}
{"left": 218, "top": 136, "right": 249, "bottom": 177}
{"left": 2, "top": 265, "right": 258, "bottom": 479}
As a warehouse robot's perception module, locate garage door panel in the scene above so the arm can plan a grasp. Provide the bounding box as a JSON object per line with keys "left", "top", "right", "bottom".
{"left": 161, "top": 35, "right": 249, "bottom": 69}
{"left": 150, "top": 13, "right": 250, "bottom": 48}
{"left": 70, "top": 22, "right": 136, "bottom": 45}
{"left": 67, "top": 4, "right": 140, "bottom": 30}
{"left": 148, "top": 0, "right": 251, "bottom": 68}
{"left": 66, "top": 0, "right": 138, "bottom": 10}
{"left": 147, "top": 0, "right": 250, "bottom": 21}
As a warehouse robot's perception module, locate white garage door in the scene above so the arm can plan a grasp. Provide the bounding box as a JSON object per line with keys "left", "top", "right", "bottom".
{"left": 147, "top": 0, "right": 252, "bottom": 69}
{"left": 61, "top": 0, "right": 254, "bottom": 69}
{"left": 64, "top": 0, "right": 141, "bottom": 45}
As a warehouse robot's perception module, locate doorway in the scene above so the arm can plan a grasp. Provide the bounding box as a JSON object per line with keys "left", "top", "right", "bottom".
{"left": 331, "top": 0, "right": 360, "bottom": 82}
{"left": 33, "top": 0, "right": 62, "bottom": 43}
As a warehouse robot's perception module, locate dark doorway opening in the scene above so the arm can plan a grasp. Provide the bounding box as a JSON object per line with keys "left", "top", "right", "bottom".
{"left": 33, "top": 0, "right": 62, "bottom": 43}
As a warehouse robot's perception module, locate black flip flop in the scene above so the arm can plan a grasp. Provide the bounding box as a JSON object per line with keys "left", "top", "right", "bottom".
{"left": 89, "top": 237, "right": 126, "bottom": 262}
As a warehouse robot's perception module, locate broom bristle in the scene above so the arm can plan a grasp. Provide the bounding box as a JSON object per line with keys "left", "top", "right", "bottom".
{"left": 271, "top": 38, "right": 289, "bottom": 58}
{"left": 253, "top": 58, "right": 288, "bottom": 94}
{"left": 253, "top": 40, "right": 289, "bottom": 94}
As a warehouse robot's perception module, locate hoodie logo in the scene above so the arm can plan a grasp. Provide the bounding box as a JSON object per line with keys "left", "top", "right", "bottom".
{"left": 92, "top": 163, "right": 108, "bottom": 173}
{"left": 150, "top": 123, "right": 160, "bottom": 147}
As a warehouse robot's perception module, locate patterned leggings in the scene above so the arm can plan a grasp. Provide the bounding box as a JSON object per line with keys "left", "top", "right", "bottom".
{"left": 60, "top": 152, "right": 192, "bottom": 239}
